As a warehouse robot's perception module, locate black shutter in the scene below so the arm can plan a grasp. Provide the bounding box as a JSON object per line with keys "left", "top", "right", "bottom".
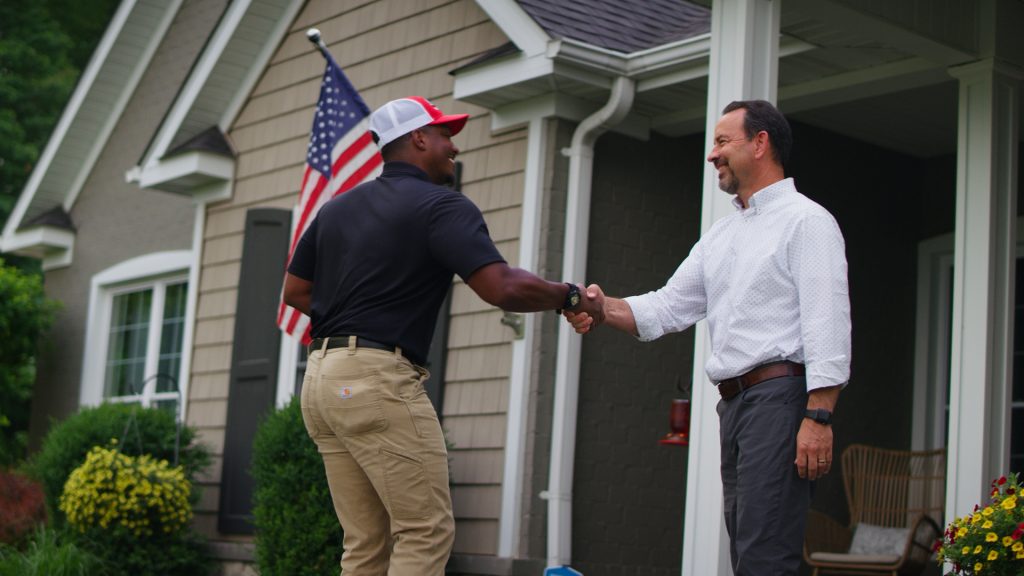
{"left": 218, "top": 208, "right": 291, "bottom": 534}
{"left": 424, "top": 291, "right": 451, "bottom": 416}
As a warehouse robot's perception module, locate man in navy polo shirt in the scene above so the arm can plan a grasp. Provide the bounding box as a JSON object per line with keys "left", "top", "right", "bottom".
{"left": 284, "top": 96, "right": 602, "bottom": 575}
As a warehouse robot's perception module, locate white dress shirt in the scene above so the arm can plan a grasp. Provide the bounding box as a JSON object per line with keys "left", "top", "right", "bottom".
{"left": 624, "top": 178, "right": 851, "bottom": 392}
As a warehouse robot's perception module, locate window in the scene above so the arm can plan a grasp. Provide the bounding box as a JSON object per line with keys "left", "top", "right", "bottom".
{"left": 103, "top": 279, "right": 188, "bottom": 410}
{"left": 80, "top": 251, "right": 194, "bottom": 417}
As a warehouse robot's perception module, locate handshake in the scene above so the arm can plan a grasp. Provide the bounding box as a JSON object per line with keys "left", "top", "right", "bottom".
{"left": 563, "top": 284, "right": 606, "bottom": 335}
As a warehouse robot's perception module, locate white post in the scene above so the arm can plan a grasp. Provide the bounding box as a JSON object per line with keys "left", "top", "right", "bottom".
{"left": 681, "top": 1, "right": 780, "bottom": 575}
{"left": 944, "top": 59, "right": 1020, "bottom": 521}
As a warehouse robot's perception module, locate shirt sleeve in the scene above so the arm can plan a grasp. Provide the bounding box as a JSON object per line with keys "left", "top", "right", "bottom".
{"left": 624, "top": 239, "right": 707, "bottom": 341}
{"left": 427, "top": 192, "right": 506, "bottom": 280}
{"left": 790, "top": 211, "right": 851, "bottom": 391}
{"left": 286, "top": 216, "right": 318, "bottom": 281}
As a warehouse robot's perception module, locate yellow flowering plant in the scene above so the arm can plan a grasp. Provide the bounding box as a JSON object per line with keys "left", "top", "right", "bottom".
{"left": 936, "top": 473, "right": 1024, "bottom": 575}
{"left": 58, "top": 442, "right": 193, "bottom": 539}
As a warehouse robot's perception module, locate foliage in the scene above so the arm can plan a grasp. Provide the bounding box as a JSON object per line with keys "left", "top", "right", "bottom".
{"left": 60, "top": 443, "right": 192, "bottom": 537}
{"left": 937, "top": 473, "right": 1024, "bottom": 575}
{"left": 26, "top": 403, "right": 210, "bottom": 528}
{"left": 0, "top": 469, "right": 46, "bottom": 545}
{"left": 252, "top": 396, "right": 344, "bottom": 576}
{"left": 0, "top": 527, "right": 103, "bottom": 576}
{"left": 68, "top": 527, "right": 212, "bottom": 576}
{"left": 0, "top": 0, "right": 119, "bottom": 222}
{"left": 0, "top": 259, "right": 57, "bottom": 467}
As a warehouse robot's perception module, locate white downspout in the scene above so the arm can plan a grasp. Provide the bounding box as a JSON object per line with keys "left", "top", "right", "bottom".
{"left": 545, "top": 75, "right": 635, "bottom": 567}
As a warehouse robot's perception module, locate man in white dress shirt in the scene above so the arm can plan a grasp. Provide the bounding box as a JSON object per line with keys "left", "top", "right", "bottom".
{"left": 566, "top": 100, "right": 851, "bottom": 575}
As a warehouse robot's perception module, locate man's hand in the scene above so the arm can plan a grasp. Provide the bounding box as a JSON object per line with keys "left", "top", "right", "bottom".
{"left": 795, "top": 418, "right": 832, "bottom": 480}
{"left": 564, "top": 284, "right": 605, "bottom": 333}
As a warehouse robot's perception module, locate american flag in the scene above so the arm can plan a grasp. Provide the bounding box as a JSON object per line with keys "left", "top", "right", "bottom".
{"left": 277, "top": 52, "right": 382, "bottom": 342}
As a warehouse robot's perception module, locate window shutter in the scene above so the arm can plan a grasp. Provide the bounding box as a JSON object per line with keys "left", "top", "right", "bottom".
{"left": 218, "top": 208, "right": 291, "bottom": 534}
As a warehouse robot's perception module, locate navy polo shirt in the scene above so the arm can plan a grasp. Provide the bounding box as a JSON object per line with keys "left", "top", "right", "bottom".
{"left": 288, "top": 162, "right": 505, "bottom": 365}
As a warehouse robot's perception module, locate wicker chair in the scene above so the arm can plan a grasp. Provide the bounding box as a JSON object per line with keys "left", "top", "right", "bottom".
{"left": 803, "top": 444, "right": 946, "bottom": 576}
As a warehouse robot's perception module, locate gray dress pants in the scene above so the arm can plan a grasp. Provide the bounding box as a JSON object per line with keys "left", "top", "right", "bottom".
{"left": 718, "top": 375, "right": 813, "bottom": 576}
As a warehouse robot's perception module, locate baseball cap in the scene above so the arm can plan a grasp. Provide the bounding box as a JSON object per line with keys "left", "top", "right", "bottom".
{"left": 369, "top": 96, "right": 470, "bottom": 148}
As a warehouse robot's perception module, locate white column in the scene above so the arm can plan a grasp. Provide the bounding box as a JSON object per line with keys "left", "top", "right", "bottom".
{"left": 945, "top": 59, "right": 1020, "bottom": 520}
{"left": 681, "top": 1, "right": 780, "bottom": 575}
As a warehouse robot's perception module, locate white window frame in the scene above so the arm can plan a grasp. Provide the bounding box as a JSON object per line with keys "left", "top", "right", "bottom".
{"left": 80, "top": 251, "right": 193, "bottom": 417}
{"left": 914, "top": 222, "right": 1023, "bottom": 451}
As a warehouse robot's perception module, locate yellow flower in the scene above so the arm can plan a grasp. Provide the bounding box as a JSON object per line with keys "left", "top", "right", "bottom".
{"left": 1013, "top": 541, "right": 1024, "bottom": 552}
{"left": 982, "top": 506, "right": 994, "bottom": 516}
{"left": 986, "top": 532, "right": 998, "bottom": 542}
{"left": 983, "top": 520, "right": 994, "bottom": 529}
{"left": 974, "top": 545, "right": 984, "bottom": 554}
{"left": 964, "top": 546, "right": 972, "bottom": 555}
{"left": 974, "top": 562, "right": 983, "bottom": 571}
{"left": 957, "top": 527, "right": 968, "bottom": 538}
{"left": 1001, "top": 496, "right": 1016, "bottom": 510}
{"left": 987, "top": 550, "right": 999, "bottom": 561}
{"left": 1004, "top": 536, "right": 1014, "bottom": 547}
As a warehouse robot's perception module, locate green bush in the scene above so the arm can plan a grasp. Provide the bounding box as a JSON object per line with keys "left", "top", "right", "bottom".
{"left": 0, "top": 259, "right": 58, "bottom": 467}
{"left": 68, "top": 529, "right": 212, "bottom": 576}
{"left": 252, "top": 396, "right": 343, "bottom": 576}
{"left": 0, "top": 527, "right": 103, "bottom": 576}
{"left": 26, "top": 403, "right": 210, "bottom": 527}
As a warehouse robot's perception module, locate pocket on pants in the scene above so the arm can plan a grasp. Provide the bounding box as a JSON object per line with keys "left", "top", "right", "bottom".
{"left": 320, "top": 373, "right": 388, "bottom": 436}
{"left": 381, "top": 447, "right": 430, "bottom": 520}
{"left": 299, "top": 372, "right": 320, "bottom": 438}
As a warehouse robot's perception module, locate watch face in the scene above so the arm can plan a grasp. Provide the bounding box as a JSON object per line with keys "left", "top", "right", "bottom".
{"left": 569, "top": 293, "right": 581, "bottom": 307}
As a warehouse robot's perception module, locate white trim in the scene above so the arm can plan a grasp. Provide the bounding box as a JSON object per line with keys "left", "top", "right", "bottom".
{"left": 176, "top": 203, "right": 208, "bottom": 423}
{"left": 80, "top": 251, "right": 193, "bottom": 409}
{"left": 138, "top": 151, "right": 236, "bottom": 195}
{"left": 454, "top": 52, "right": 556, "bottom": 102}
{"left": 142, "top": 0, "right": 254, "bottom": 169}
{"left": 2, "top": 0, "right": 183, "bottom": 245}
{"left": 911, "top": 233, "right": 954, "bottom": 451}
{"left": 62, "top": 0, "right": 184, "bottom": 213}
{"left": 0, "top": 226, "right": 76, "bottom": 270}
{"left": 473, "top": 0, "right": 550, "bottom": 57}
{"left": 490, "top": 92, "right": 650, "bottom": 140}
{"left": 498, "top": 116, "right": 547, "bottom": 557}
{"left": 276, "top": 202, "right": 305, "bottom": 406}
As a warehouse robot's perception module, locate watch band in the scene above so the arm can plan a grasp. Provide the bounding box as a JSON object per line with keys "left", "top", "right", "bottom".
{"left": 556, "top": 282, "right": 581, "bottom": 314}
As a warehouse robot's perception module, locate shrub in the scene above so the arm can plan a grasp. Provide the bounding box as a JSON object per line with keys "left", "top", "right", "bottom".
{"left": 0, "top": 528, "right": 103, "bottom": 576}
{"left": 0, "top": 469, "right": 46, "bottom": 545}
{"left": 26, "top": 403, "right": 209, "bottom": 526}
{"left": 252, "top": 396, "right": 343, "bottom": 576}
{"left": 0, "top": 259, "right": 58, "bottom": 467}
{"left": 60, "top": 443, "right": 192, "bottom": 537}
{"left": 68, "top": 528, "right": 212, "bottom": 576}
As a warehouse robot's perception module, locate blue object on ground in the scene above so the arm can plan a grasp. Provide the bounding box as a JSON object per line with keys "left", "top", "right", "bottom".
{"left": 544, "top": 566, "right": 583, "bottom": 576}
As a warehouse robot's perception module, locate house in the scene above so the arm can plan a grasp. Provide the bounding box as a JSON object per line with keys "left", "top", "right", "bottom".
{"left": 3, "top": 0, "right": 1021, "bottom": 574}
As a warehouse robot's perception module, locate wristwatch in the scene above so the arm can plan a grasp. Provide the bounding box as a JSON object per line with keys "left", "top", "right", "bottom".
{"left": 805, "top": 408, "right": 833, "bottom": 425}
{"left": 557, "top": 283, "right": 581, "bottom": 314}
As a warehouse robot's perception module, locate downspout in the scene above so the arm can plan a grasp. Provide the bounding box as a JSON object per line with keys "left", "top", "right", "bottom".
{"left": 544, "top": 75, "right": 635, "bottom": 567}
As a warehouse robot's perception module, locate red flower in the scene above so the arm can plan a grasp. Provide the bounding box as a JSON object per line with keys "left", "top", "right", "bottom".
{"left": 932, "top": 539, "right": 942, "bottom": 552}
{"left": 1009, "top": 487, "right": 1016, "bottom": 495}
{"left": 998, "top": 476, "right": 1007, "bottom": 485}
{"left": 1013, "top": 528, "right": 1023, "bottom": 540}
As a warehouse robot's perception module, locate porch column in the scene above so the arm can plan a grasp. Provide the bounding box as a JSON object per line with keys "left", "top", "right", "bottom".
{"left": 681, "top": 1, "right": 780, "bottom": 575}
{"left": 945, "top": 59, "right": 1020, "bottom": 519}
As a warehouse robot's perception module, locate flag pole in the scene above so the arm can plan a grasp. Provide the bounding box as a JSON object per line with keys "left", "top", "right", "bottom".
{"left": 306, "top": 28, "right": 330, "bottom": 59}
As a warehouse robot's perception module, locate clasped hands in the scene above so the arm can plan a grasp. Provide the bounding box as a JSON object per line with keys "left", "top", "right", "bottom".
{"left": 563, "top": 284, "right": 605, "bottom": 334}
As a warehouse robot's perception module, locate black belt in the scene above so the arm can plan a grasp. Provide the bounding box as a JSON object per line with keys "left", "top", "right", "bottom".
{"left": 310, "top": 336, "right": 398, "bottom": 356}
{"left": 716, "top": 361, "right": 805, "bottom": 401}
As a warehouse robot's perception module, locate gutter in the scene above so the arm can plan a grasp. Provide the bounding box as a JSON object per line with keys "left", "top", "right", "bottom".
{"left": 543, "top": 74, "right": 635, "bottom": 568}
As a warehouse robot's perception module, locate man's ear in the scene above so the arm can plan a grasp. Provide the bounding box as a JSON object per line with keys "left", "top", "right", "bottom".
{"left": 410, "top": 128, "right": 428, "bottom": 151}
{"left": 753, "top": 130, "right": 770, "bottom": 160}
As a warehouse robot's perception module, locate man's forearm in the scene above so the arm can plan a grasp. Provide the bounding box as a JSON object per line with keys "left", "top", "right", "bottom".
{"left": 604, "top": 296, "right": 639, "bottom": 337}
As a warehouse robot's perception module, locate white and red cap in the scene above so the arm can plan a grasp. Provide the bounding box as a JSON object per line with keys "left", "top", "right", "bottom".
{"left": 369, "top": 96, "right": 470, "bottom": 148}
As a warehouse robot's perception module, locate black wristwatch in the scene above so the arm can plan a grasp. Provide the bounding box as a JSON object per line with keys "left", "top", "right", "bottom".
{"left": 805, "top": 408, "right": 832, "bottom": 425}
{"left": 557, "top": 282, "right": 581, "bottom": 313}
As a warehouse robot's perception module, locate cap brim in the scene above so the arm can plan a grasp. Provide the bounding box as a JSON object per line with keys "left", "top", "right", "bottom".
{"left": 429, "top": 113, "right": 469, "bottom": 136}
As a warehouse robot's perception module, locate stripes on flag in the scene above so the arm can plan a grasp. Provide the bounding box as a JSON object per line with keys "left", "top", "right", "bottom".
{"left": 277, "top": 52, "right": 382, "bottom": 343}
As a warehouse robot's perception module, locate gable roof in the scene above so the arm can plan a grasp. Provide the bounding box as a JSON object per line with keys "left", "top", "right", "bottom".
{"left": 0, "top": 0, "right": 185, "bottom": 268}
{"left": 516, "top": 0, "right": 709, "bottom": 54}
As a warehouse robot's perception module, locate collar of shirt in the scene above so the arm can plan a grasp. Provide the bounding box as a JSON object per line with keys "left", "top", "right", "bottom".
{"left": 381, "top": 161, "right": 430, "bottom": 181}
{"left": 730, "top": 177, "right": 796, "bottom": 215}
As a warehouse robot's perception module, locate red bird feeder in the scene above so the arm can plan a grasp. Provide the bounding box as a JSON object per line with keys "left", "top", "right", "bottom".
{"left": 659, "top": 378, "right": 691, "bottom": 446}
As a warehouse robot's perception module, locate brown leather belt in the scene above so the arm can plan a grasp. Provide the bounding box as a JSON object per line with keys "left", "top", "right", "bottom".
{"left": 716, "top": 361, "right": 805, "bottom": 400}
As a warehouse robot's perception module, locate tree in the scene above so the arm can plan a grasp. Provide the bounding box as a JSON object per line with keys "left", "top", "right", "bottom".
{"left": 0, "top": 0, "right": 119, "bottom": 227}
{"left": 0, "top": 259, "right": 57, "bottom": 466}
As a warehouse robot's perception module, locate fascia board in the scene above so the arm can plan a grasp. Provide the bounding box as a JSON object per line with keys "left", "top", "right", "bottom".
{"left": 142, "top": 0, "right": 302, "bottom": 170}
{"left": 3, "top": 0, "right": 182, "bottom": 242}
{"left": 0, "top": 226, "right": 75, "bottom": 270}
{"left": 138, "top": 152, "right": 236, "bottom": 195}
{"left": 142, "top": 0, "right": 255, "bottom": 170}
{"left": 490, "top": 92, "right": 650, "bottom": 140}
{"left": 453, "top": 52, "right": 556, "bottom": 101}
{"left": 474, "top": 0, "right": 550, "bottom": 57}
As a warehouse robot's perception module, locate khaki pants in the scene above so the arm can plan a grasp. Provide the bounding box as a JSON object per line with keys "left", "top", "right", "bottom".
{"left": 300, "top": 337, "right": 454, "bottom": 575}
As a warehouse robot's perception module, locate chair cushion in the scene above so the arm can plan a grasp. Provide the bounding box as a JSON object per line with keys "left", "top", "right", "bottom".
{"left": 809, "top": 551, "right": 902, "bottom": 565}
{"left": 848, "top": 523, "right": 909, "bottom": 556}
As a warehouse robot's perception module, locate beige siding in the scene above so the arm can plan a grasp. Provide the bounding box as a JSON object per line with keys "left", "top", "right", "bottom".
{"left": 190, "top": 0, "right": 523, "bottom": 553}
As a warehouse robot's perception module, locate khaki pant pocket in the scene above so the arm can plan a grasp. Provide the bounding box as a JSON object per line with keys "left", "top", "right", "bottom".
{"left": 320, "top": 373, "right": 388, "bottom": 436}
{"left": 381, "top": 447, "right": 430, "bottom": 520}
